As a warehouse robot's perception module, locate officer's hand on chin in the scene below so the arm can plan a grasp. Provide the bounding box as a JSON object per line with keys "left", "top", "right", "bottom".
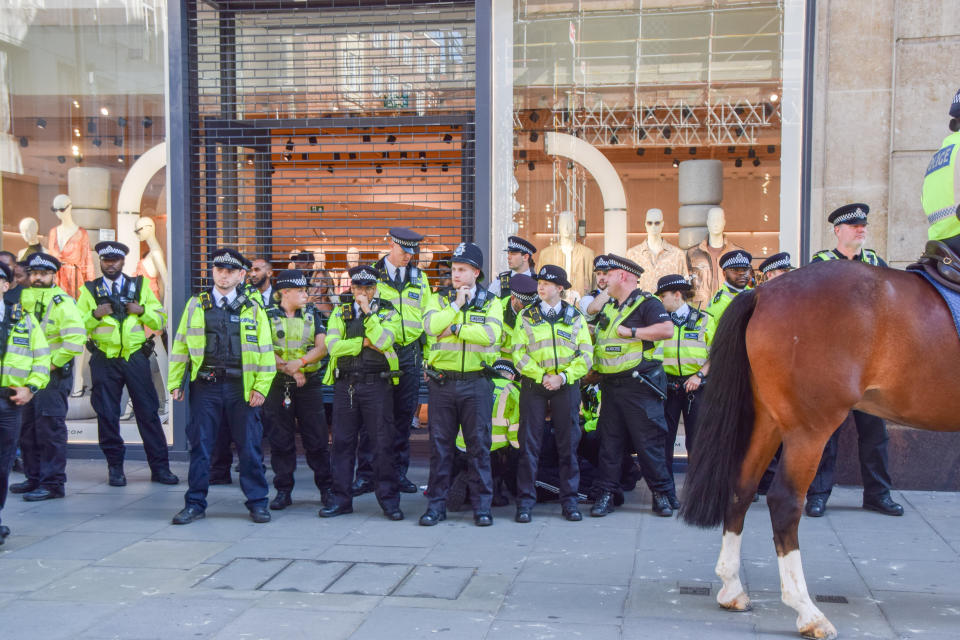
{"left": 172, "top": 389, "right": 184, "bottom": 402}
{"left": 125, "top": 301, "right": 145, "bottom": 315}
{"left": 10, "top": 387, "right": 33, "bottom": 405}
{"left": 249, "top": 390, "right": 266, "bottom": 407}
{"left": 93, "top": 303, "right": 114, "bottom": 319}
{"left": 355, "top": 293, "right": 371, "bottom": 315}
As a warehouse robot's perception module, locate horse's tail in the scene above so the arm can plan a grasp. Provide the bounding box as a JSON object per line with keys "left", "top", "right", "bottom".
{"left": 680, "top": 289, "right": 758, "bottom": 529}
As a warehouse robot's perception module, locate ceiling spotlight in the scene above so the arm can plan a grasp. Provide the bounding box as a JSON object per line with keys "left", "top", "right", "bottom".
{"left": 672, "top": 158, "right": 680, "bottom": 168}
{"left": 689, "top": 147, "right": 697, "bottom": 155}
{"left": 142, "top": 117, "right": 153, "bottom": 129}
{"left": 386, "top": 134, "right": 397, "bottom": 144}
{"left": 528, "top": 161, "right": 535, "bottom": 172}
{"left": 770, "top": 93, "right": 779, "bottom": 103}
{"left": 664, "top": 147, "right": 672, "bottom": 155}
{"left": 748, "top": 148, "right": 756, "bottom": 158}
{"left": 117, "top": 155, "right": 125, "bottom": 163}
{"left": 333, "top": 152, "right": 341, "bottom": 160}
{"left": 301, "top": 153, "right": 309, "bottom": 161}
{"left": 285, "top": 138, "right": 294, "bottom": 152}
{"left": 638, "top": 127, "right": 647, "bottom": 141}
{"left": 735, "top": 158, "right": 743, "bottom": 168}
{"left": 443, "top": 133, "right": 453, "bottom": 143}
{"left": 441, "top": 163, "right": 449, "bottom": 172}
{"left": 308, "top": 136, "right": 318, "bottom": 145}
{"left": 74, "top": 128, "right": 80, "bottom": 137}
{"left": 735, "top": 107, "right": 745, "bottom": 117}
{"left": 72, "top": 100, "right": 79, "bottom": 108}
{"left": 362, "top": 134, "right": 371, "bottom": 143}
{"left": 767, "top": 145, "right": 776, "bottom": 154}
{"left": 644, "top": 107, "right": 655, "bottom": 120}
{"left": 87, "top": 119, "right": 97, "bottom": 134}
{"left": 727, "top": 146, "right": 736, "bottom": 153}
{"left": 19, "top": 136, "right": 27, "bottom": 148}
{"left": 381, "top": 151, "right": 389, "bottom": 159}
{"left": 92, "top": 138, "right": 102, "bottom": 147}
{"left": 529, "top": 131, "right": 539, "bottom": 143}
{"left": 682, "top": 106, "right": 693, "bottom": 121}
{"left": 71, "top": 145, "right": 80, "bottom": 156}
{"left": 420, "top": 163, "right": 427, "bottom": 173}
{"left": 529, "top": 111, "right": 540, "bottom": 123}
{"left": 327, "top": 165, "right": 334, "bottom": 173}
{"left": 348, "top": 152, "right": 357, "bottom": 160}
{"left": 609, "top": 134, "right": 619, "bottom": 145}
{"left": 753, "top": 158, "right": 761, "bottom": 167}
{"left": 113, "top": 135, "right": 123, "bottom": 147}
{"left": 283, "top": 152, "right": 292, "bottom": 162}
{"left": 376, "top": 164, "right": 383, "bottom": 174}
{"left": 100, "top": 107, "right": 109, "bottom": 116}
{"left": 735, "top": 127, "right": 745, "bottom": 138}
{"left": 763, "top": 102, "right": 775, "bottom": 117}
{"left": 662, "top": 126, "right": 672, "bottom": 139}
{"left": 74, "top": 155, "right": 83, "bottom": 164}
{"left": 57, "top": 155, "right": 66, "bottom": 164}
{"left": 36, "top": 118, "right": 46, "bottom": 129}
{"left": 518, "top": 150, "right": 527, "bottom": 159}
{"left": 399, "top": 151, "right": 408, "bottom": 159}
{"left": 635, "top": 148, "right": 645, "bottom": 156}
{"left": 418, "top": 151, "right": 426, "bottom": 159}
{"left": 117, "top": 117, "right": 127, "bottom": 128}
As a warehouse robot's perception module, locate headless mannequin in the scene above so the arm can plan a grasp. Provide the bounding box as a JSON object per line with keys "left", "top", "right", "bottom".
{"left": 686, "top": 207, "right": 744, "bottom": 308}
{"left": 134, "top": 216, "right": 169, "bottom": 395}
{"left": 538, "top": 211, "right": 595, "bottom": 302}
{"left": 17, "top": 217, "right": 42, "bottom": 260}
{"left": 627, "top": 208, "right": 687, "bottom": 293}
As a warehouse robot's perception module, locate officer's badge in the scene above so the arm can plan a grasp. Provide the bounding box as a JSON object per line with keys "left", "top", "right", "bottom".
{"left": 453, "top": 243, "right": 466, "bottom": 257}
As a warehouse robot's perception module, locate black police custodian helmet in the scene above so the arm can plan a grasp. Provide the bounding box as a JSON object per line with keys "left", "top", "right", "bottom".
{"left": 535, "top": 264, "right": 571, "bottom": 289}
{"left": 655, "top": 274, "right": 692, "bottom": 297}
{"left": 450, "top": 242, "right": 485, "bottom": 280}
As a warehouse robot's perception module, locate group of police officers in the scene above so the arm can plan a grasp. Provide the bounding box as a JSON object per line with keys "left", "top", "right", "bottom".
{"left": 5, "top": 89, "right": 960, "bottom": 544}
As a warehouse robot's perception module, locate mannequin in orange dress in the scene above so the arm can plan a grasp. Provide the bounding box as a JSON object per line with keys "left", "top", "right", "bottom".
{"left": 48, "top": 195, "right": 95, "bottom": 299}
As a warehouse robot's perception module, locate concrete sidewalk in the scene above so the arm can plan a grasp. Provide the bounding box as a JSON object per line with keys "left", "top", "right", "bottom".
{"left": 1, "top": 459, "right": 958, "bottom": 639}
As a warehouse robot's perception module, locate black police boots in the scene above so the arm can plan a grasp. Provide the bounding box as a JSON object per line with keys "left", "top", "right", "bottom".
{"left": 590, "top": 491, "right": 615, "bottom": 517}
{"left": 151, "top": 469, "right": 180, "bottom": 485}
{"left": 805, "top": 495, "right": 827, "bottom": 517}
{"left": 108, "top": 465, "right": 126, "bottom": 487}
{"left": 863, "top": 494, "right": 904, "bottom": 516}
{"left": 418, "top": 508, "right": 446, "bottom": 526}
{"left": 9, "top": 481, "right": 37, "bottom": 494}
{"left": 652, "top": 492, "right": 673, "bottom": 517}
{"left": 0, "top": 525, "right": 9, "bottom": 545}
{"left": 172, "top": 505, "right": 205, "bottom": 525}
{"left": 23, "top": 486, "right": 65, "bottom": 502}
{"left": 270, "top": 490, "right": 292, "bottom": 510}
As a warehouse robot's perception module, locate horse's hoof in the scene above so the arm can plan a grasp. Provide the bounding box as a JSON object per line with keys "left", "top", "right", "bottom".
{"left": 798, "top": 617, "right": 838, "bottom": 639}
{"left": 717, "top": 590, "right": 752, "bottom": 611}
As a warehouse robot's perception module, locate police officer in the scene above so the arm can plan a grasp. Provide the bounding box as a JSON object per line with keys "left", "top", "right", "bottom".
{"left": 512, "top": 265, "right": 593, "bottom": 523}
{"left": 499, "top": 273, "right": 538, "bottom": 358}
{"left": 374, "top": 227, "right": 431, "bottom": 495}
{"left": 77, "top": 241, "right": 177, "bottom": 487}
{"left": 421, "top": 242, "right": 503, "bottom": 527}
{"left": 590, "top": 254, "right": 676, "bottom": 518}
{"left": 320, "top": 265, "right": 403, "bottom": 520}
{"left": 264, "top": 269, "right": 331, "bottom": 510}
{"left": 805, "top": 204, "right": 902, "bottom": 518}
{"left": 488, "top": 236, "right": 536, "bottom": 298}
{"left": 579, "top": 254, "right": 613, "bottom": 322}
{"left": 169, "top": 248, "right": 275, "bottom": 524}
{"left": 10, "top": 253, "right": 84, "bottom": 501}
{"left": 656, "top": 274, "right": 708, "bottom": 504}
{"left": 704, "top": 250, "right": 753, "bottom": 345}
{"left": 0, "top": 260, "right": 50, "bottom": 547}
{"left": 757, "top": 251, "right": 794, "bottom": 282}
{"left": 922, "top": 88, "right": 960, "bottom": 254}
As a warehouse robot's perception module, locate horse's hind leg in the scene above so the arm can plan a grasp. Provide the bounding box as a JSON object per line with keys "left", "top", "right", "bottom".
{"left": 767, "top": 436, "right": 838, "bottom": 640}
{"left": 716, "top": 410, "right": 781, "bottom": 612}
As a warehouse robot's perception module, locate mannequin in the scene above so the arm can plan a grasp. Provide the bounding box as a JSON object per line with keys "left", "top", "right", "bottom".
{"left": 685, "top": 207, "right": 745, "bottom": 308}
{"left": 337, "top": 246, "right": 360, "bottom": 293}
{"left": 17, "top": 217, "right": 43, "bottom": 260}
{"left": 538, "top": 211, "right": 595, "bottom": 300}
{"left": 626, "top": 208, "right": 688, "bottom": 294}
{"left": 133, "top": 217, "right": 167, "bottom": 302}
{"left": 47, "top": 194, "right": 95, "bottom": 299}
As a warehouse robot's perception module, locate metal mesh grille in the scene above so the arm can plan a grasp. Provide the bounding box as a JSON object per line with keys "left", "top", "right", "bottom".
{"left": 187, "top": 0, "right": 477, "bottom": 301}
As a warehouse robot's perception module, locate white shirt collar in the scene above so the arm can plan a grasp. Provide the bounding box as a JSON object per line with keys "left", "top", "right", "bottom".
{"left": 212, "top": 287, "right": 238, "bottom": 307}
{"left": 384, "top": 258, "right": 405, "bottom": 281}
{"left": 673, "top": 303, "right": 690, "bottom": 320}
{"left": 103, "top": 273, "right": 124, "bottom": 288}
{"left": 539, "top": 299, "right": 562, "bottom": 316}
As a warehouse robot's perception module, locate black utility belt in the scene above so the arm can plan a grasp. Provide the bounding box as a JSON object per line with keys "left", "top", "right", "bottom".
{"left": 600, "top": 368, "right": 655, "bottom": 384}
{"left": 395, "top": 341, "right": 421, "bottom": 352}
{"left": 198, "top": 367, "right": 243, "bottom": 382}
{"left": 277, "top": 371, "right": 320, "bottom": 385}
{"left": 334, "top": 370, "right": 390, "bottom": 384}
{"left": 521, "top": 376, "right": 572, "bottom": 390}
{"left": 434, "top": 369, "right": 485, "bottom": 381}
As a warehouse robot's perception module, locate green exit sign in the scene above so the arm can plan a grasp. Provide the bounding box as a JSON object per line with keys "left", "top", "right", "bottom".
{"left": 310, "top": 205, "right": 324, "bottom": 213}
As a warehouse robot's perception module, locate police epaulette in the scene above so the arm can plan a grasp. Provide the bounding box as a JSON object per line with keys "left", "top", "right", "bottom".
{"left": 498, "top": 271, "right": 511, "bottom": 295}
{"left": 51, "top": 294, "right": 64, "bottom": 305}
{"left": 266, "top": 306, "right": 284, "bottom": 319}
{"left": 622, "top": 290, "right": 648, "bottom": 307}
{"left": 523, "top": 305, "right": 544, "bottom": 325}
{"left": 377, "top": 298, "right": 395, "bottom": 311}
{"left": 711, "top": 290, "right": 724, "bottom": 305}
{"left": 409, "top": 266, "right": 421, "bottom": 287}
{"left": 10, "top": 303, "right": 22, "bottom": 322}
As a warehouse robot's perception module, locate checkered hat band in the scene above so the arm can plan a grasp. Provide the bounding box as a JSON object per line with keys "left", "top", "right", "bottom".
{"left": 507, "top": 241, "right": 531, "bottom": 252}
{"left": 493, "top": 362, "right": 516, "bottom": 374}
{"left": 608, "top": 257, "right": 641, "bottom": 275}
{"left": 97, "top": 247, "right": 125, "bottom": 258}
{"left": 512, "top": 291, "right": 536, "bottom": 302}
{"left": 391, "top": 235, "right": 419, "bottom": 247}
{"left": 594, "top": 259, "right": 610, "bottom": 270}
{"left": 761, "top": 258, "right": 791, "bottom": 273}
{"left": 659, "top": 277, "right": 688, "bottom": 289}
{"left": 29, "top": 257, "right": 58, "bottom": 270}
{"left": 279, "top": 276, "right": 308, "bottom": 287}
{"left": 833, "top": 209, "right": 867, "bottom": 225}
{"left": 213, "top": 254, "right": 243, "bottom": 268}
{"left": 720, "top": 255, "right": 750, "bottom": 269}
{"left": 351, "top": 273, "right": 378, "bottom": 284}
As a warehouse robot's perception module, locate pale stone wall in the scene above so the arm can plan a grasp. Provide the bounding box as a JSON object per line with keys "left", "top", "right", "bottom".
{"left": 811, "top": 0, "right": 960, "bottom": 267}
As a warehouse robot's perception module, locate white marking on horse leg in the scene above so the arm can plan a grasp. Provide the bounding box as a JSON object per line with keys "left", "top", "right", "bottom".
{"left": 778, "top": 550, "right": 837, "bottom": 639}
{"left": 715, "top": 531, "right": 750, "bottom": 610}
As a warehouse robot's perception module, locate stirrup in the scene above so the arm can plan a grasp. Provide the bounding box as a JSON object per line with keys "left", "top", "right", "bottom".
{"left": 922, "top": 240, "right": 960, "bottom": 285}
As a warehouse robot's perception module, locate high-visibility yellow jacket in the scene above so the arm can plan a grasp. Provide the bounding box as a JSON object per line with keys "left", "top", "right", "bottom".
{"left": 266, "top": 304, "right": 325, "bottom": 375}
{"left": 168, "top": 289, "right": 276, "bottom": 401}
{"left": 0, "top": 304, "right": 51, "bottom": 390}
{"left": 457, "top": 376, "right": 520, "bottom": 451}
{"left": 20, "top": 286, "right": 85, "bottom": 369}
{"left": 512, "top": 301, "right": 593, "bottom": 384}
{"left": 375, "top": 260, "right": 432, "bottom": 348}
{"left": 705, "top": 283, "right": 749, "bottom": 346}
{"left": 323, "top": 298, "right": 401, "bottom": 385}
{"left": 423, "top": 288, "right": 503, "bottom": 372}
{"left": 593, "top": 291, "right": 664, "bottom": 374}
{"left": 922, "top": 130, "right": 960, "bottom": 241}
{"left": 77, "top": 276, "right": 165, "bottom": 360}
{"left": 662, "top": 308, "right": 709, "bottom": 377}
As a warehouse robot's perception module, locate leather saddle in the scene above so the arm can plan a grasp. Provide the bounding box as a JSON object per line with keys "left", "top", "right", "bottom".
{"left": 907, "top": 240, "right": 960, "bottom": 295}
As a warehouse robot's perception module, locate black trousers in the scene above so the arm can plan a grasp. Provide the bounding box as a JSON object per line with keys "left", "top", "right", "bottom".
{"left": 391, "top": 343, "right": 421, "bottom": 479}
{"left": 184, "top": 378, "right": 268, "bottom": 511}
{"left": 329, "top": 376, "right": 398, "bottom": 512}
{"left": 265, "top": 374, "right": 331, "bottom": 494}
{"left": 663, "top": 376, "right": 703, "bottom": 480}
{"left": 0, "top": 399, "right": 24, "bottom": 527}
{"left": 208, "top": 415, "right": 235, "bottom": 482}
{"left": 20, "top": 367, "right": 73, "bottom": 489}
{"left": 426, "top": 377, "right": 494, "bottom": 513}
{"left": 807, "top": 410, "right": 893, "bottom": 500}
{"left": 90, "top": 349, "right": 169, "bottom": 471}
{"left": 597, "top": 372, "right": 675, "bottom": 496}
{"left": 517, "top": 381, "right": 581, "bottom": 510}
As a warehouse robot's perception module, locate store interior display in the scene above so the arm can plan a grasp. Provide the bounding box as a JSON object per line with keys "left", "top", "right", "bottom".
{"left": 17, "top": 217, "right": 42, "bottom": 260}
{"left": 626, "top": 208, "right": 688, "bottom": 294}
{"left": 685, "top": 207, "right": 746, "bottom": 309}
{"left": 538, "top": 211, "right": 596, "bottom": 300}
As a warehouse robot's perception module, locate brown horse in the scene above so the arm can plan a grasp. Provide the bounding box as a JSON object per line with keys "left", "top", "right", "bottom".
{"left": 681, "top": 259, "right": 960, "bottom": 639}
